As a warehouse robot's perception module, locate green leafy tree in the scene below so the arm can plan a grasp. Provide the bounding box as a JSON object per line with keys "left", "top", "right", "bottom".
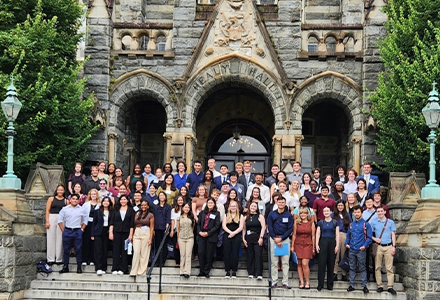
{"left": 369, "top": 0, "right": 440, "bottom": 172}
{"left": 0, "top": 0, "right": 97, "bottom": 180}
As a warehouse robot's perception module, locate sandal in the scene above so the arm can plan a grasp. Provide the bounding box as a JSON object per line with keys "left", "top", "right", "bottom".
{"left": 299, "top": 283, "right": 305, "bottom": 289}
{"left": 305, "top": 283, "right": 310, "bottom": 289}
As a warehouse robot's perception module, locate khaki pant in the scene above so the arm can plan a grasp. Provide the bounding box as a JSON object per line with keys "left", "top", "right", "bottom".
{"left": 375, "top": 245, "right": 394, "bottom": 288}
{"left": 47, "top": 213, "right": 63, "bottom": 263}
{"left": 130, "top": 227, "right": 152, "bottom": 276}
{"left": 270, "top": 238, "right": 290, "bottom": 285}
{"left": 178, "top": 236, "right": 194, "bottom": 275}
{"left": 334, "top": 231, "right": 347, "bottom": 275}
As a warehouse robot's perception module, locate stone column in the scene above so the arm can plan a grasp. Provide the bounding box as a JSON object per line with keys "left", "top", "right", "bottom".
{"left": 163, "top": 133, "right": 173, "bottom": 163}
{"left": 108, "top": 132, "right": 118, "bottom": 165}
{"left": 295, "top": 135, "right": 304, "bottom": 162}
{"left": 126, "top": 147, "right": 137, "bottom": 173}
{"left": 352, "top": 136, "right": 362, "bottom": 174}
{"left": 273, "top": 136, "right": 282, "bottom": 167}
{"left": 185, "top": 134, "right": 194, "bottom": 174}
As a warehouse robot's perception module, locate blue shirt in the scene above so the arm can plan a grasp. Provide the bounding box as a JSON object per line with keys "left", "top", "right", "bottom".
{"left": 174, "top": 172, "right": 188, "bottom": 190}
{"left": 345, "top": 218, "right": 372, "bottom": 252}
{"left": 267, "top": 209, "right": 293, "bottom": 241}
{"left": 57, "top": 205, "right": 88, "bottom": 228}
{"left": 153, "top": 203, "right": 171, "bottom": 230}
{"left": 362, "top": 208, "right": 378, "bottom": 223}
{"left": 370, "top": 217, "right": 396, "bottom": 244}
{"left": 186, "top": 171, "right": 204, "bottom": 197}
{"left": 142, "top": 173, "right": 157, "bottom": 193}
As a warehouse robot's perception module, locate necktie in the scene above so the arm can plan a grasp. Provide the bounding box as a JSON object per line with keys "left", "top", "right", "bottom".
{"left": 246, "top": 175, "right": 249, "bottom": 185}
{"left": 223, "top": 177, "right": 226, "bottom": 183}
{"left": 365, "top": 175, "right": 369, "bottom": 189}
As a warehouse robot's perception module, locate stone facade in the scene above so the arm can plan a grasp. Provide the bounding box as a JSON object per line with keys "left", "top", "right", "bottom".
{"left": 84, "top": 0, "right": 387, "bottom": 175}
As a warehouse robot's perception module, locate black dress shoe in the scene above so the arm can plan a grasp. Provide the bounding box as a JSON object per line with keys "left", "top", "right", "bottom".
{"left": 327, "top": 286, "right": 333, "bottom": 290}
{"left": 205, "top": 274, "right": 210, "bottom": 278}
{"left": 377, "top": 287, "right": 384, "bottom": 293}
{"left": 363, "top": 286, "right": 369, "bottom": 293}
{"left": 197, "top": 273, "right": 205, "bottom": 277}
{"left": 333, "top": 273, "right": 338, "bottom": 281}
{"left": 341, "top": 275, "right": 348, "bottom": 281}
{"left": 77, "top": 266, "right": 82, "bottom": 274}
{"left": 317, "top": 286, "right": 322, "bottom": 291}
{"left": 387, "top": 288, "right": 397, "bottom": 295}
{"left": 347, "top": 286, "right": 355, "bottom": 292}
{"left": 59, "top": 265, "right": 69, "bottom": 273}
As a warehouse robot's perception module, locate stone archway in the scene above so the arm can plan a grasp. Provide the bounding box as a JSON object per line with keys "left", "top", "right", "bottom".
{"left": 108, "top": 70, "right": 177, "bottom": 171}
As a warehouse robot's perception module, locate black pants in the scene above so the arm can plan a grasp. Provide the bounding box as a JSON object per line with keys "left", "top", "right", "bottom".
{"left": 82, "top": 221, "right": 94, "bottom": 264}
{"left": 245, "top": 233, "right": 263, "bottom": 276}
{"left": 154, "top": 229, "right": 169, "bottom": 267}
{"left": 112, "top": 231, "right": 129, "bottom": 273}
{"left": 94, "top": 226, "right": 109, "bottom": 271}
{"left": 171, "top": 233, "right": 180, "bottom": 264}
{"left": 198, "top": 236, "right": 216, "bottom": 275}
{"left": 318, "top": 237, "right": 336, "bottom": 289}
{"left": 223, "top": 234, "right": 241, "bottom": 272}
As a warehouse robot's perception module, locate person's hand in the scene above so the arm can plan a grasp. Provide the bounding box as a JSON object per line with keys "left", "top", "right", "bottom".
{"left": 170, "top": 231, "right": 174, "bottom": 238}
{"left": 316, "top": 244, "right": 320, "bottom": 253}
{"left": 274, "top": 237, "right": 281, "bottom": 244}
{"left": 243, "top": 240, "right": 248, "bottom": 248}
{"left": 291, "top": 246, "right": 295, "bottom": 252}
{"left": 109, "top": 232, "right": 114, "bottom": 241}
{"left": 258, "top": 238, "right": 263, "bottom": 247}
{"left": 360, "top": 246, "right": 366, "bottom": 251}
{"left": 45, "top": 223, "right": 50, "bottom": 229}
{"left": 148, "top": 240, "right": 152, "bottom": 246}
{"left": 346, "top": 245, "right": 350, "bottom": 249}
{"left": 91, "top": 236, "right": 94, "bottom": 240}
{"left": 129, "top": 235, "right": 133, "bottom": 242}
{"left": 391, "top": 246, "right": 396, "bottom": 256}
{"left": 228, "top": 232, "right": 235, "bottom": 238}
{"left": 334, "top": 245, "right": 339, "bottom": 254}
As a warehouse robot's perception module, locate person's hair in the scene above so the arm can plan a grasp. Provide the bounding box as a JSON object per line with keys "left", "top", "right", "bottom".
{"left": 99, "top": 196, "right": 114, "bottom": 215}
{"left": 225, "top": 189, "right": 242, "bottom": 212}
{"left": 271, "top": 192, "right": 282, "bottom": 204}
{"left": 163, "top": 163, "right": 173, "bottom": 173}
{"left": 220, "top": 164, "right": 228, "bottom": 170}
{"left": 345, "top": 193, "right": 359, "bottom": 210}
{"left": 299, "top": 195, "right": 310, "bottom": 207}
{"left": 372, "top": 190, "right": 382, "bottom": 199}
{"left": 243, "top": 160, "right": 252, "bottom": 166}
{"left": 353, "top": 205, "right": 363, "bottom": 212}
{"left": 107, "top": 163, "right": 116, "bottom": 175}
{"left": 312, "top": 167, "right": 321, "bottom": 174}
{"left": 161, "top": 173, "right": 177, "bottom": 191}
{"left": 86, "top": 189, "right": 101, "bottom": 205}
{"left": 289, "top": 180, "right": 301, "bottom": 198}
{"left": 115, "top": 194, "right": 131, "bottom": 210}
{"left": 293, "top": 161, "right": 301, "bottom": 167}
{"left": 363, "top": 161, "right": 372, "bottom": 167}
{"left": 254, "top": 173, "right": 264, "bottom": 178}
{"left": 53, "top": 184, "right": 65, "bottom": 197}
{"left": 195, "top": 184, "right": 207, "bottom": 198}
{"left": 245, "top": 201, "right": 260, "bottom": 220}
{"left": 115, "top": 167, "right": 124, "bottom": 177}
{"left": 157, "top": 191, "right": 167, "bottom": 203}
{"left": 173, "top": 194, "right": 185, "bottom": 213}
{"left": 365, "top": 197, "right": 374, "bottom": 203}
{"left": 249, "top": 186, "right": 262, "bottom": 201}
{"left": 323, "top": 173, "right": 334, "bottom": 184}
{"left": 144, "top": 163, "right": 153, "bottom": 171}
{"left": 357, "top": 178, "right": 367, "bottom": 190}
{"left": 276, "top": 196, "right": 286, "bottom": 202}
{"left": 337, "top": 165, "right": 346, "bottom": 173}
{"left": 211, "top": 188, "right": 220, "bottom": 196}
{"left": 235, "top": 162, "right": 243, "bottom": 168}
{"left": 176, "top": 160, "right": 187, "bottom": 172}
{"left": 98, "top": 161, "right": 106, "bottom": 170}
{"left": 70, "top": 193, "right": 79, "bottom": 200}
{"left": 134, "top": 179, "right": 145, "bottom": 191}
{"left": 203, "top": 170, "right": 214, "bottom": 182}
{"left": 136, "top": 201, "right": 151, "bottom": 220}
{"left": 99, "top": 178, "right": 108, "bottom": 186}
{"left": 132, "top": 163, "right": 142, "bottom": 175}
{"left": 275, "top": 171, "right": 287, "bottom": 183}
{"left": 149, "top": 182, "right": 157, "bottom": 189}
{"left": 302, "top": 172, "right": 312, "bottom": 183}
{"left": 229, "top": 170, "right": 238, "bottom": 178}
{"left": 74, "top": 162, "right": 83, "bottom": 172}
{"left": 347, "top": 168, "right": 358, "bottom": 178}
{"left": 90, "top": 165, "right": 98, "bottom": 171}
{"left": 320, "top": 185, "right": 329, "bottom": 192}
{"left": 179, "top": 186, "right": 192, "bottom": 203}
{"left": 181, "top": 202, "right": 195, "bottom": 226}
{"left": 193, "top": 160, "right": 202, "bottom": 166}
{"left": 296, "top": 207, "right": 311, "bottom": 224}
{"left": 226, "top": 200, "right": 240, "bottom": 224}
{"left": 333, "top": 200, "right": 350, "bottom": 229}
{"left": 72, "top": 183, "right": 83, "bottom": 194}
{"left": 203, "top": 197, "right": 218, "bottom": 213}
{"left": 113, "top": 175, "right": 124, "bottom": 184}
{"left": 155, "top": 167, "right": 164, "bottom": 175}
{"left": 270, "top": 164, "right": 279, "bottom": 169}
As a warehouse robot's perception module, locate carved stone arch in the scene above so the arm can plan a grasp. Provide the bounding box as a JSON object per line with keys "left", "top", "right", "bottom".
{"left": 109, "top": 70, "right": 177, "bottom": 130}
{"left": 182, "top": 55, "right": 288, "bottom": 130}
{"left": 290, "top": 71, "right": 363, "bottom": 136}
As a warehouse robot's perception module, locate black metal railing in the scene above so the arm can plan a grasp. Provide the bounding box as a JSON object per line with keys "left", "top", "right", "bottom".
{"left": 146, "top": 225, "right": 171, "bottom": 300}
{"left": 267, "top": 233, "right": 272, "bottom": 300}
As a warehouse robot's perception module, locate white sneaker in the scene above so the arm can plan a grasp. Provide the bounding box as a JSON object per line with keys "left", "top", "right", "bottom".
{"left": 97, "top": 270, "right": 103, "bottom": 275}
{"left": 101, "top": 271, "right": 106, "bottom": 274}
{"left": 112, "top": 271, "right": 118, "bottom": 275}
{"left": 248, "top": 275, "right": 254, "bottom": 279}
{"left": 117, "top": 271, "right": 124, "bottom": 275}
{"left": 90, "top": 262, "right": 95, "bottom": 266}
{"left": 257, "top": 276, "right": 263, "bottom": 280}
{"left": 81, "top": 262, "right": 87, "bottom": 266}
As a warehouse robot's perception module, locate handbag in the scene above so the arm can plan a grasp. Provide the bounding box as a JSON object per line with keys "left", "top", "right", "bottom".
{"left": 371, "top": 218, "right": 388, "bottom": 257}
{"left": 338, "top": 250, "right": 350, "bottom": 272}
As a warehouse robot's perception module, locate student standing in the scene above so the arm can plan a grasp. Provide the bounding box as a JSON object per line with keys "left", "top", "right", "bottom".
{"left": 82, "top": 189, "right": 101, "bottom": 266}
{"left": 153, "top": 192, "right": 171, "bottom": 267}
{"left": 45, "top": 184, "right": 67, "bottom": 265}
{"left": 170, "top": 195, "right": 184, "bottom": 267}
{"left": 130, "top": 201, "right": 154, "bottom": 276}
{"left": 346, "top": 205, "right": 373, "bottom": 293}
{"left": 177, "top": 203, "right": 195, "bottom": 278}
{"left": 315, "top": 206, "right": 339, "bottom": 291}
{"left": 109, "top": 195, "right": 134, "bottom": 275}
{"left": 333, "top": 200, "right": 351, "bottom": 281}
{"left": 91, "top": 196, "right": 113, "bottom": 275}
{"left": 222, "top": 200, "right": 243, "bottom": 278}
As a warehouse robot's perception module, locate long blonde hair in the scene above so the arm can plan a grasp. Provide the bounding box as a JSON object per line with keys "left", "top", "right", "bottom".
{"left": 226, "top": 200, "right": 240, "bottom": 224}
{"left": 345, "top": 193, "right": 358, "bottom": 211}
{"left": 85, "top": 188, "right": 101, "bottom": 205}
{"left": 289, "top": 179, "right": 301, "bottom": 198}
{"left": 296, "top": 207, "right": 311, "bottom": 224}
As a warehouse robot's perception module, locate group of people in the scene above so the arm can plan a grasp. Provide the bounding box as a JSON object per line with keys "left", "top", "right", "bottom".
{"left": 47, "top": 159, "right": 397, "bottom": 295}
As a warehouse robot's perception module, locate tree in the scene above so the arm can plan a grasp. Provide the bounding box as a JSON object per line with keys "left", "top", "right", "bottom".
{"left": 369, "top": 0, "right": 440, "bottom": 173}
{"left": 0, "top": 0, "right": 97, "bottom": 180}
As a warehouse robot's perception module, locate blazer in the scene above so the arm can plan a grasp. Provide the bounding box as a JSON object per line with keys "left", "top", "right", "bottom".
{"left": 357, "top": 174, "right": 380, "bottom": 194}
{"left": 238, "top": 173, "right": 256, "bottom": 191}
{"left": 197, "top": 210, "right": 221, "bottom": 243}
{"left": 91, "top": 209, "right": 113, "bottom": 237}
{"left": 109, "top": 207, "right": 135, "bottom": 233}
{"left": 213, "top": 175, "right": 230, "bottom": 190}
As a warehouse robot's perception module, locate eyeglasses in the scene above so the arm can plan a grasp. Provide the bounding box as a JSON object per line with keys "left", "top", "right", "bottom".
{"left": 99, "top": 183, "right": 106, "bottom": 185}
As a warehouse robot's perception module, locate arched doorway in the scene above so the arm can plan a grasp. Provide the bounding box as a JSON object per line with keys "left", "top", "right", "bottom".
{"left": 301, "top": 101, "right": 349, "bottom": 176}
{"left": 195, "top": 87, "right": 274, "bottom": 176}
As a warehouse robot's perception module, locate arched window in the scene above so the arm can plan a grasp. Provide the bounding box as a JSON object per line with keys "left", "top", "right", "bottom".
{"left": 121, "top": 34, "right": 132, "bottom": 50}
{"left": 139, "top": 35, "right": 149, "bottom": 51}
{"left": 156, "top": 35, "right": 166, "bottom": 51}
{"left": 325, "top": 36, "right": 336, "bottom": 53}
{"left": 308, "top": 36, "right": 318, "bottom": 52}
{"left": 218, "top": 135, "right": 267, "bottom": 153}
{"left": 344, "top": 36, "right": 354, "bottom": 52}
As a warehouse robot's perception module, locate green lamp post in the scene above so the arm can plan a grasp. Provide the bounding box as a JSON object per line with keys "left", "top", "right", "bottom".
{"left": 0, "top": 77, "right": 22, "bottom": 189}
{"left": 421, "top": 82, "right": 440, "bottom": 198}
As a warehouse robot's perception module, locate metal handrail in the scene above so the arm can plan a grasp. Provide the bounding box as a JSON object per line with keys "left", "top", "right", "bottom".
{"left": 267, "top": 230, "right": 272, "bottom": 300}
{"left": 146, "top": 225, "right": 171, "bottom": 300}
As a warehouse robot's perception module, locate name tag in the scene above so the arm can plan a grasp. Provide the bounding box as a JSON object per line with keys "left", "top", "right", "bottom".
{"left": 369, "top": 179, "right": 375, "bottom": 184}
{"left": 282, "top": 218, "right": 288, "bottom": 223}
{"left": 238, "top": 188, "right": 242, "bottom": 193}
{"left": 153, "top": 200, "right": 159, "bottom": 205}
{"left": 133, "top": 206, "right": 139, "bottom": 212}
{"left": 165, "top": 190, "right": 171, "bottom": 195}
{"left": 141, "top": 226, "right": 148, "bottom": 231}
{"left": 258, "top": 202, "right": 264, "bottom": 210}
{"left": 247, "top": 230, "right": 252, "bottom": 235}
{"left": 209, "top": 214, "right": 216, "bottom": 220}
{"left": 88, "top": 217, "right": 93, "bottom": 222}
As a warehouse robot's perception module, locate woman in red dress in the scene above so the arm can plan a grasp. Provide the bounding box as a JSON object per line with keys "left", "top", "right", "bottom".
{"left": 291, "top": 207, "right": 315, "bottom": 289}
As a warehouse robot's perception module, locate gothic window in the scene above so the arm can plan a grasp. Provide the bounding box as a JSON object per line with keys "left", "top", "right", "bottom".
{"left": 307, "top": 36, "right": 318, "bottom": 52}
{"left": 156, "top": 35, "right": 166, "bottom": 51}
{"left": 325, "top": 36, "right": 336, "bottom": 53}
{"left": 121, "top": 34, "right": 132, "bottom": 50}
{"left": 344, "top": 36, "right": 354, "bottom": 52}
{"left": 139, "top": 35, "right": 149, "bottom": 51}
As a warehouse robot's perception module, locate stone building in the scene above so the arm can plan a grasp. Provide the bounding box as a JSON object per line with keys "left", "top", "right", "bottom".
{"left": 83, "top": 0, "right": 386, "bottom": 175}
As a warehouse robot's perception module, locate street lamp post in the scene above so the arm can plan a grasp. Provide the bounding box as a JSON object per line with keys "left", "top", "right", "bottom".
{"left": 421, "top": 81, "right": 440, "bottom": 198}
{"left": 0, "top": 77, "right": 22, "bottom": 189}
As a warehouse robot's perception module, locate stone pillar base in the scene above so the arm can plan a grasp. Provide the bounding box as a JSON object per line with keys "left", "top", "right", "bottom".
{"left": 0, "top": 189, "right": 36, "bottom": 224}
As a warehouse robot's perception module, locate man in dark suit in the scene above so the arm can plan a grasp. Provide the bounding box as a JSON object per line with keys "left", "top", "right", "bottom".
{"left": 238, "top": 160, "right": 255, "bottom": 191}
{"left": 357, "top": 162, "right": 380, "bottom": 194}
{"left": 213, "top": 164, "right": 230, "bottom": 190}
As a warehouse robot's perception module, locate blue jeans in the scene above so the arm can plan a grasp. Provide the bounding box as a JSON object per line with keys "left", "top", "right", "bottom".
{"left": 349, "top": 249, "right": 367, "bottom": 287}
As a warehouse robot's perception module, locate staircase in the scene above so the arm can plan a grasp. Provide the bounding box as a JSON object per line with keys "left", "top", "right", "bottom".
{"left": 23, "top": 251, "right": 407, "bottom": 300}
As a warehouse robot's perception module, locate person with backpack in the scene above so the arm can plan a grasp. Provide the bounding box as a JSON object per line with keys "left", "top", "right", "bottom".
{"left": 313, "top": 186, "right": 336, "bottom": 222}
{"left": 315, "top": 206, "right": 339, "bottom": 291}
{"left": 345, "top": 205, "right": 373, "bottom": 293}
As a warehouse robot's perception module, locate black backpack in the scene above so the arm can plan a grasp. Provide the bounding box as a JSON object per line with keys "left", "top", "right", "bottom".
{"left": 37, "top": 260, "right": 52, "bottom": 276}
